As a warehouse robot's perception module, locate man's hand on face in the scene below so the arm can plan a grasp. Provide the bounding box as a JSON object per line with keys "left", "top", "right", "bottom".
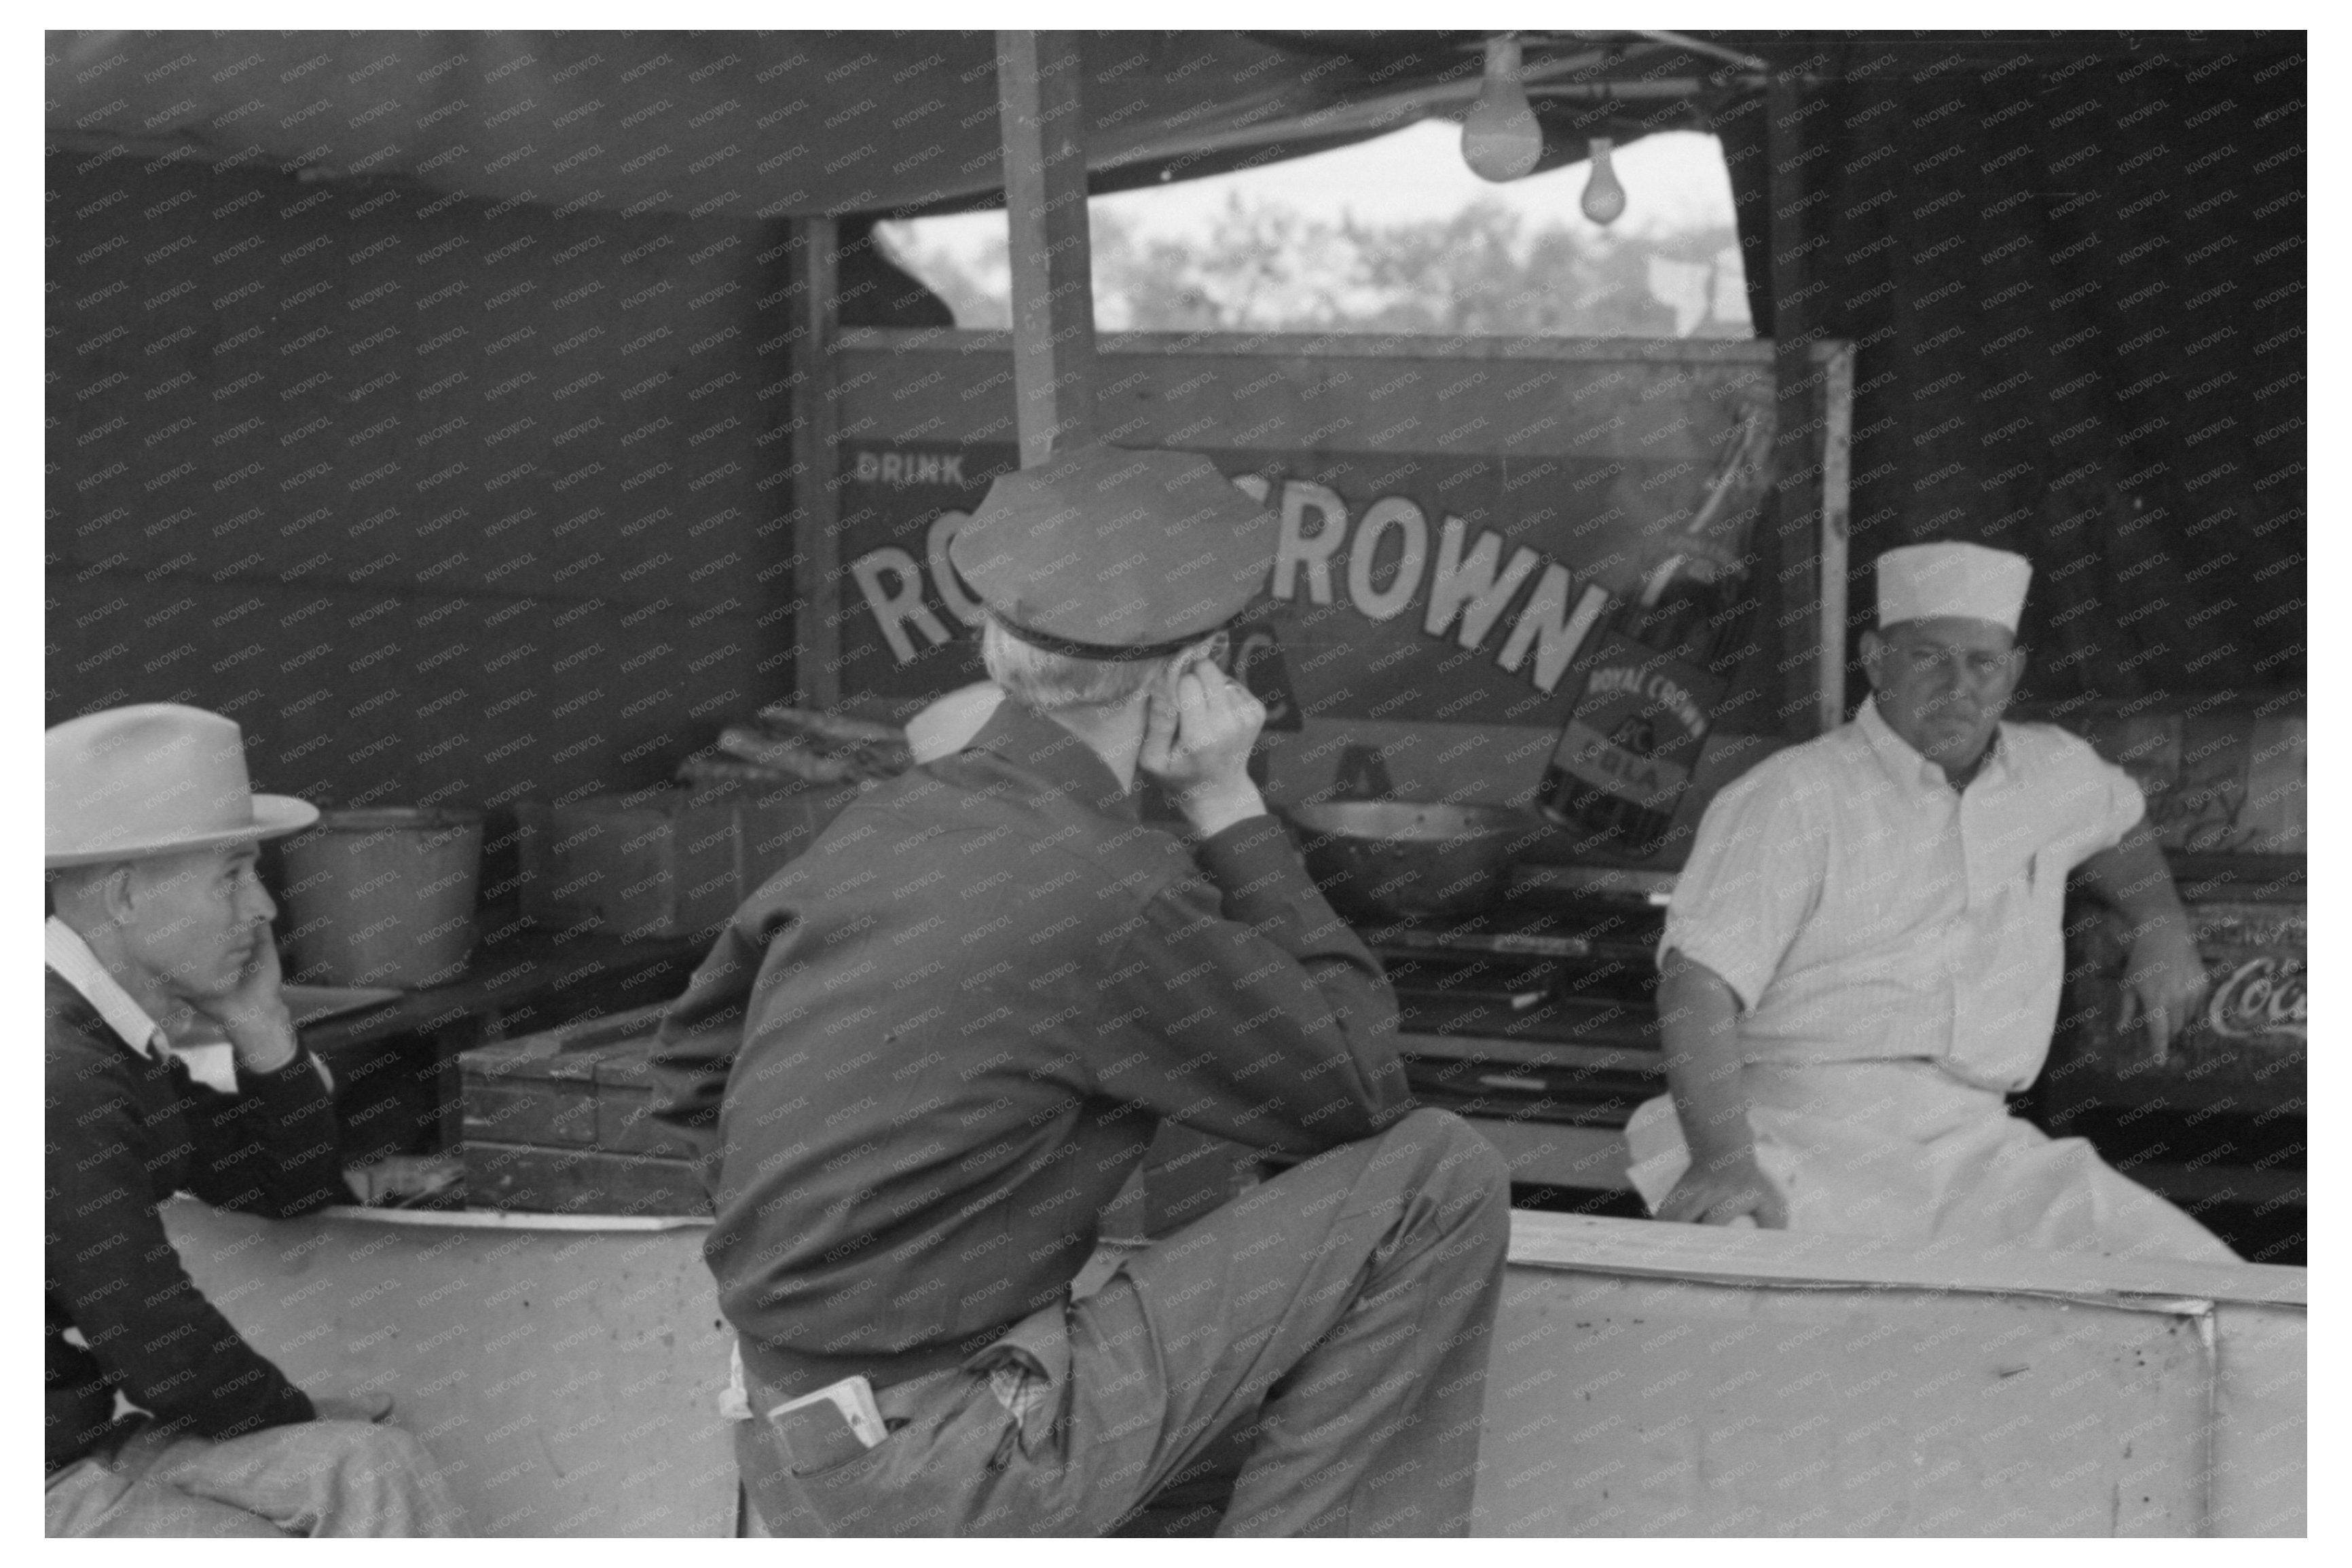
{"left": 187, "top": 927, "right": 299, "bottom": 1075}
{"left": 2118, "top": 920, "right": 2211, "bottom": 1061}
{"left": 1140, "top": 648, "right": 1268, "bottom": 838}
{"left": 1655, "top": 1146, "right": 1789, "bottom": 1229}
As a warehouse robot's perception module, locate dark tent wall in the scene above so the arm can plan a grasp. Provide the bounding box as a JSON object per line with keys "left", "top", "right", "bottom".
{"left": 47, "top": 152, "right": 956, "bottom": 815}
{"left": 1719, "top": 41, "right": 2305, "bottom": 703}
{"left": 46, "top": 151, "right": 809, "bottom": 815}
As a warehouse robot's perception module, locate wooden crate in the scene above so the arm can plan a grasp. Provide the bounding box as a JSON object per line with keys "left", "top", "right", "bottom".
{"left": 514, "top": 791, "right": 734, "bottom": 939}
{"left": 458, "top": 1003, "right": 729, "bottom": 1216}
{"left": 515, "top": 777, "right": 862, "bottom": 937}
{"left": 462, "top": 1140, "right": 710, "bottom": 1218}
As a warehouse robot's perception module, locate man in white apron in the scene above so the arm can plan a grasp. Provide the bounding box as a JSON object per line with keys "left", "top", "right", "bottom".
{"left": 1623, "top": 542, "right": 2234, "bottom": 1261}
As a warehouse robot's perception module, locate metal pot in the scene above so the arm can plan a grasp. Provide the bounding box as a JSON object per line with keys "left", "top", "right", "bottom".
{"left": 1283, "top": 800, "right": 1541, "bottom": 922}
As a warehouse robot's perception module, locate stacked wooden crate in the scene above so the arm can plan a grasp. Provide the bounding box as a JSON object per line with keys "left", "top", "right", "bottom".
{"left": 514, "top": 775, "right": 862, "bottom": 938}
{"left": 459, "top": 1003, "right": 727, "bottom": 1217}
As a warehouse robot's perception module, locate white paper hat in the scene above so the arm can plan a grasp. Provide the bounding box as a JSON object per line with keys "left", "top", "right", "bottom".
{"left": 1876, "top": 542, "right": 2032, "bottom": 631}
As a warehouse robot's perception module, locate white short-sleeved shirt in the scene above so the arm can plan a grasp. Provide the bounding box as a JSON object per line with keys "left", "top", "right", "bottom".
{"left": 1661, "top": 696, "right": 2145, "bottom": 1094}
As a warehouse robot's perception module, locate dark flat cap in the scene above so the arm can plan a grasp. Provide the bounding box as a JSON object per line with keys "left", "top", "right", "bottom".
{"left": 948, "top": 442, "right": 1276, "bottom": 660}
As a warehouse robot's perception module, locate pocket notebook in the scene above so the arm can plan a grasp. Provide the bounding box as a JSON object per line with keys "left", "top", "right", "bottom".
{"left": 767, "top": 1375, "right": 887, "bottom": 1473}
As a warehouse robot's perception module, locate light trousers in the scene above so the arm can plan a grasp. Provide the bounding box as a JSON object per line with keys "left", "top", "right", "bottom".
{"left": 45, "top": 1416, "right": 465, "bottom": 1538}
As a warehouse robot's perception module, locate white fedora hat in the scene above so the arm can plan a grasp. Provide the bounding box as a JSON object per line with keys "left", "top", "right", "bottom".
{"left": 47, "top": 703, "right": 318, "bottom": 868}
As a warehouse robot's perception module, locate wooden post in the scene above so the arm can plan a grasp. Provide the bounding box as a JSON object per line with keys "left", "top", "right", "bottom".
{"left": 1817, "top": 341, "right": 1855, "bottom": 732}
{"left": 788, "top": 216, "right": 841, "bottom": 709}
{"left": 1766, "top": 73, "right": 1824, "bottom": 738}
{"left": 995, "top": 30, "right": 1097, "bottom": 466}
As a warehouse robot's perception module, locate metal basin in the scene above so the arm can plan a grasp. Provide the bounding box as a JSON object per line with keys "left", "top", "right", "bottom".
{"left": 1283, "top": 800, "right": 1541, "bottom": 922}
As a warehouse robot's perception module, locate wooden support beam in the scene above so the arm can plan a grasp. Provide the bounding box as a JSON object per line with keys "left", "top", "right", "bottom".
{"left": 1818, "top": 341, "right": 1855, "bottom": 732}
{"left": 788, "top": 215, "right": 841, "bottom": 709}
{"left": 995, "top": 30, "right": 1098, "bottom": 466}
{"left": 1766, "top": 74, "right": 1826, "bottom": 738}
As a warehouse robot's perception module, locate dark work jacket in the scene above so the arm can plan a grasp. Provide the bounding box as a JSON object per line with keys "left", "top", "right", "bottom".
{"left": 44, "top": 969, "right": 344, "bottom": 1472}
{"left": 649, "top": 700, "right": 1408, "bottom": 1393}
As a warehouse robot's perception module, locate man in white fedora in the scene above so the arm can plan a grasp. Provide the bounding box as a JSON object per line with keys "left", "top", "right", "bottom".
{"left": 45, "top": 703, "right": 462, "bottom": 1537}
{"left": 1624, "top": 543, "right": 2235, "bottom": 1260}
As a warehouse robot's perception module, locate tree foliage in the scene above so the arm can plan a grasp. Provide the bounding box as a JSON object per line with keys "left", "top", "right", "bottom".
{"left": 885, "top": 195, "right": 1748, "bottom": 340}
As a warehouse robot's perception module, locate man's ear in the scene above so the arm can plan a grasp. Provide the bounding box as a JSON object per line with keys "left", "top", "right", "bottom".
{"left": 94, "top": 863, "right": 137, "bottom": 925}
{"left": 1858, "top": 628, "right": 1886, "bottom": 692}
{"left": 1141, "top": 649, "right": 1190, "bottom": 715}
{"left": 1158, "top": 633, "right": 1226, "bottom": 692}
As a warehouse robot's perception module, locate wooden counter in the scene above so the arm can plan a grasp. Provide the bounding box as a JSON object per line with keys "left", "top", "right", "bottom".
{"left": 168, "top": 1200, "right": 2302, "bottom": 1537}
{"left": 166, "top": 1201, "right": 735, "bottom": 1537}
{"left": 1480, "top": 1212, "right": 2304, "bottom": 1536}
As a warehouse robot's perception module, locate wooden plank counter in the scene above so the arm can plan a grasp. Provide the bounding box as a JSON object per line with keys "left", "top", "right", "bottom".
{"left": 164, "top": 1201, "right": 734, "bottom": 1537}
{"left": 168, "top": 1201, "right": 2302, "bottom": 1536}
{"left": 1480, "top": 1213, "right": 2305, "bottom": 1537}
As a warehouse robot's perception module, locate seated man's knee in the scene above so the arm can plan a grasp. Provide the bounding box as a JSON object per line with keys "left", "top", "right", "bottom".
{"left": 306, "top": 1420, "right": 433, "bottom": 1476}
{"left": 307, "top": 1421, "right": 456, "bottom": 1533}
{"left": 1391, "top": 1108, "right": 1513, "bottom": 1204}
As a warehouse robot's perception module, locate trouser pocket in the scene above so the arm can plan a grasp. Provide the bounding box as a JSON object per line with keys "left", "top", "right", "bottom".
{"left": 739, "top": 1372, "right": 953, "bottom": 1535}
{"left": 961, "top": 1294, "right": 1077, "bottom": 1466}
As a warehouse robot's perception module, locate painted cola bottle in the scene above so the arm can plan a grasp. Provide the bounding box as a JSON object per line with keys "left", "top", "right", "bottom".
{"left": 1538, "top": 557, "right": 1739, "bottom": 858}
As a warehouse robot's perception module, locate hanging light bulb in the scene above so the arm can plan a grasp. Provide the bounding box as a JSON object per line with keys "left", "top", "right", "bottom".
{"left": 1580, "top": 135, "right": 1627, "bottom": 225}
{"left": 1462, "top": 35, "right": 1543, "bottom": 183}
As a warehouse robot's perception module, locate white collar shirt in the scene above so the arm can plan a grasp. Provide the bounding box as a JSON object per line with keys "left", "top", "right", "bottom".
{"left": 45, "top": 916, "right": 289, "bottom": 1096}
{"left": 1661, "top": 695, "right": 2146, "bottom": 1093}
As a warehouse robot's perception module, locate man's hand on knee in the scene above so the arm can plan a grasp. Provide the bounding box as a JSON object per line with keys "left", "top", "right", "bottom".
{"left": 310, "top": 1391, "right": 395, "bottom": 1424}
{"left": 1655, "top": 1149, "right": 1788, "bottom": 1228}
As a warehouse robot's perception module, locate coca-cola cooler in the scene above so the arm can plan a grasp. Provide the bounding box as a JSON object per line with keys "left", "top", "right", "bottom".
{"left": 2046, "top": 859, "right": 2305, "bottom": 1114}
{"left": 2027, "top": 699, "right": 2305, "bottom": 1263}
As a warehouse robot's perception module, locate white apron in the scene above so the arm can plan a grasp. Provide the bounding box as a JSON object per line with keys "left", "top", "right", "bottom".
{"left": 1623, "top": 1060, "right": 2235, "bottom": 1263}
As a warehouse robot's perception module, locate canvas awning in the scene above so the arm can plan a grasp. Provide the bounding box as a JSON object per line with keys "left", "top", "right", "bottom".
{"left": 45, "top": 29, "right": 1724, "bottom": 221}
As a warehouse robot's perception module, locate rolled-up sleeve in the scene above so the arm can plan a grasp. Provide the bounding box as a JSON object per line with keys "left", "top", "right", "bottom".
{"left": 1659, "top": 766, "right": 1828, "bottom": 1013}
{"left": 2057, "top": 734, "right": 2149, "bottom": 868}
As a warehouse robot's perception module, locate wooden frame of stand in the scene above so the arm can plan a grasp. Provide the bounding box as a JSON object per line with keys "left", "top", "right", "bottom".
{"left": 786, "top": 31, "right": 1854, "bottom": 731}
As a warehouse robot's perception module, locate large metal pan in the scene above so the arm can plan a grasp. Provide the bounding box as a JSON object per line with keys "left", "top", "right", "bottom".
{"left": 1284, "top": 800, "right": 1543, "bottom": 922}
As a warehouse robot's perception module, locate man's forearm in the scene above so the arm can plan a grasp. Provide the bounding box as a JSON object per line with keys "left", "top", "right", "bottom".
{"left": 2077, "top": 820, "right": 2192, "bottom": 937}
{"left": 1175, "top": 777, "right": 1266, "bottom": 840}
{"left": 1657, "top": 950, "right": 1756, "bottom": 1164}
{"left": 224, "top": 1011, "right": 299, "bottom": 1075}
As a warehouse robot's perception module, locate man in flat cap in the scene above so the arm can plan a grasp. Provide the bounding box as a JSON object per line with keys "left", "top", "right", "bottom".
{"left": 45, "top": 703, "right": 462, "bottom": 1536}
{"left": 652, "top": 442, "right": 1509, "bottom": 1536}
{"left": 1624, "top": 543, "right": 2233, "bottom": 1259}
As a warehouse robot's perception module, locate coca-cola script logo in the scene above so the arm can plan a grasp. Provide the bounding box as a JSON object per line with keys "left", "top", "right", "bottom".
{"left": 2205, "top": 956, "right": 2306, "bottom": 1042}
